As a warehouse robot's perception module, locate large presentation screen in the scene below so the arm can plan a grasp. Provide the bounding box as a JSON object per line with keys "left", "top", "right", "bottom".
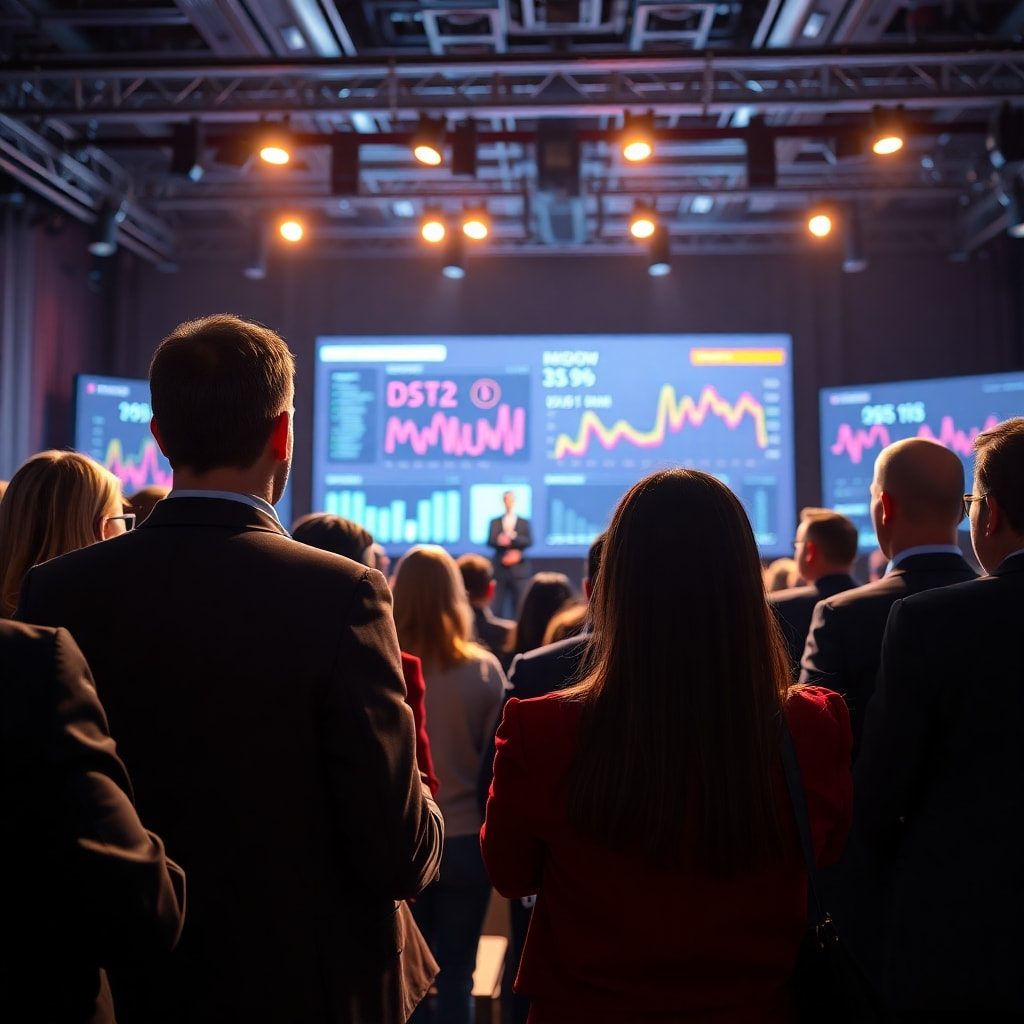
{"left": 73, "top": 374, "right": 292, "bottom": 525}
{"left": 313, "top": 334, "right": 795, "bottom": 558}
{"left": 820, "top": 370, "right": 1024, "bottom": 548}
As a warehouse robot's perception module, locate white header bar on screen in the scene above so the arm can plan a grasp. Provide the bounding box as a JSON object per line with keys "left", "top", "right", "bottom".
{"left": 319, "top": 344, "right": 448, "bottom": 362}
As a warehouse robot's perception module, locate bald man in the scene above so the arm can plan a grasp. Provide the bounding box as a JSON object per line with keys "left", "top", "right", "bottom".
{"left": 799, "top": 438, "right": 977, "bottom": 757}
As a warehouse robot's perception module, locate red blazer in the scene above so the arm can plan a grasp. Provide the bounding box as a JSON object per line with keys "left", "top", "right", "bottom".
{"left": 481, "top": 686, "right": 852, "bottom": 1024}
{"left": 400, "top": 652, "right": 439, "bottom": 798}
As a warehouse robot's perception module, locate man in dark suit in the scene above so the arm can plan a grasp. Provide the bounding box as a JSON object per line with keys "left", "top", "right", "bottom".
{"left": 799, "top": 437, "right": 976, "bottom": 756}
{"left": 17, "top": 314, "right": 443, "bottom": 1024}
{"left": 1, "top": 620, "right": 184, "bottom": 1024}
{"left": 457, "top": 552, "right": 515, "bottom": 670}
{"left": 770, "top": 507, "right": 859, "bottom": 675}
{"left": 487, "top": 490, "right": 532, "bottom": 618}
{"left": 855, "top": 417, "right": 1024, "bottom": 1019}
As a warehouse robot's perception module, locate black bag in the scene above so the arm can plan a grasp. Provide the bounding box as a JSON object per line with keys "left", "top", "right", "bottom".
{"left": 780, "top": 725, "right": 882, "bottom": 1024}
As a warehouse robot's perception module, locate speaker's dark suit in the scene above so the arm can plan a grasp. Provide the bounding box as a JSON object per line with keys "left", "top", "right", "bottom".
{"left": 798, "top": 551, "right": 976, "bottom": 756}
{"left": 854, "top": 552, "right": 1024, "bottom": 1016}
{"left": 487, "top": 514, "right": 532, "bottom": 618}
{"left": 769, "top": 573, "right": 858, "bottom": 676}
{"left": 17, "top": 496, "right": 443, "bottom": 1024}
{"left": 0, "top": 620, "right": 184, "bottom": 1024}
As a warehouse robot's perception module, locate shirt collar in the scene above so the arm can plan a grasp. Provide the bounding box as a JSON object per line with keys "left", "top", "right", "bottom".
{"left": 168, "top": 489, "right": 287, "bottom": 531}
{"left": 890, "top": 544, "right": 963, "bottom": 569}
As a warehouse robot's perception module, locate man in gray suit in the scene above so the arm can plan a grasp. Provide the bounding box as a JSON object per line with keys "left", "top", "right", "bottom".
{"left": 18, "top": 314, "right": 443, "bottom": 1024}
{"left": 800, "top": 437, "right": 976, "bottom": 757}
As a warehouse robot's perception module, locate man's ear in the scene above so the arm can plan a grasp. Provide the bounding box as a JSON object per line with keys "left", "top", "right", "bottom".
{"left": 269, "top": 409, "right": 291, "bottom": 462}
{"left": 151, "top": 417, "right": 169, "bottom": 457}
{"left": 486, "top": 579, "right": 497, "bottom": 601}
{"left": 879, "top": 490, "right": 895, "bottom": 524}
{"left": 984, "top": 494, "right": 1002, "bottom": 537}
{"left": 803, "top": 540, "right": 818, "bottom": 565}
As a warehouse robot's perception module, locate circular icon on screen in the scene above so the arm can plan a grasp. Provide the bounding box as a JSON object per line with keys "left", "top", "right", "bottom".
{"left": 470, "top": 378, "right": 501, "bottom": 409}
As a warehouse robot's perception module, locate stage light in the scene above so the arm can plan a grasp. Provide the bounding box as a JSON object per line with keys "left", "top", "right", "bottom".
{"left": 259, "top": 124, "right": 293, "bottom": 165}
{"left": 842, "top": 206, "right": 868, "bottom": 273}
{"left": 412, "top": 114, "right": 446, "bottom": 166}
{"left": 461, "top": 206, "right": 489, "bottom": 241}
{"left": 745, "top": 116, "right": 776, "bottom": 189}
{"left": 278, "top": 218, "right": 304, "bottom": 242}
{"left": 988, "top": 104, "right": 1024, "bottom": 168}
{"left": 243, "top": 221, "right": 269, "bottom": 280}
{"left": 88, "top": 203, "right": 126, "bottom": 257}
{"left": 442, "top": 234, "right": 466, "bottom": 279}
{"left": 452, "top": 121, "right": 478, "bottom": 177}
{"left": 329, "top": 135, "right": 360, "bottom": 196}
{"left": 1000, "top": 177, "right": 1024, "bottom": 238}
{"left": 808, "top": 211, "right": 833, "bottom": 238}
{"left": 421, "top": 211, "right": 446, "bottom": 244}
{"left": 648, "top": 224, "right": 671, "bottom": 277}
{"left": 621, "top": 111, "right": 655, "bottom": 163}
{"left": 629, "top": 201, "right": 657, "bottom": 240}
{"left": 170, "top": 119, "right": 205, "bottom": 182}
{"left": 871, "top": 106, "right": 906, "bottom": 156}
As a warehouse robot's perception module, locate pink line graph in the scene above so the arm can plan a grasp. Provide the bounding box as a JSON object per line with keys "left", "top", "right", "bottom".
{"left": 830, "top": 415, "right": 1001, "bottom": 465}
{"left": 105, "top": 438, "right": 173, "bottom": 490}
{"left": 384, "top": 404, "right": 526, "bottom": 457}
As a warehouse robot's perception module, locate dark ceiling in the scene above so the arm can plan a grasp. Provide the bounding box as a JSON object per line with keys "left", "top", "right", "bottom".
{"left": 1, "top": 0, "right": 1023, "bottom": 268}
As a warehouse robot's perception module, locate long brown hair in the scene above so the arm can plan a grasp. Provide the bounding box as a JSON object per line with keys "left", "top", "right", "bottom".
{"left": 392, "top": 545, "right": 489, "bottom": 671}
{"left": 565, "top": 469, "right": 790, "bottom": 875}
{"left": 0, "top": 450, "right": 123, "bottom": 616}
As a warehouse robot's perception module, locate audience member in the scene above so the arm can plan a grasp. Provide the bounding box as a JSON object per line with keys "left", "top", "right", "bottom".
{"left": 291, "top": 512, "right": 439, "bottom": 796}
{"left": 127, "top": 485, "right": 169, "bottom": 525}
{"left": 1, "top": 620, "right": 185, "bottom": 1024}
{"left": 763, "top": 556, "right": 800, "bottom": 592}
{"left": 770, "top": 507, "right": 859, "bottom": 673}
{"left": 542, "top": 602, "right": 587, "bottom": 644}
{"left": 799, "top": 437, "right": 976, "bottom": 755}
{"left": 505, "top": 571, "right": 579, "bottom": 659}
{"left": 854, "top": 417, "right": 1024, "bottom": 1020}
{"left": 0, "top": 450, "right": 129, "bottom": 617}
{"left": 370, "top": 542, "right": 391, "bottom": 578}
{"left": 487, "top": 490, "right": 532, "bottom": 618}
{"left": 17, "top": 314, "right": 443, "bottom": 1024}
{"left": 481, "top": 470, "right": 852, "bottom": 1022}
{"left": 391, "top": 544, "right": 507, "bottom": 1024}
{"left": 457, "top": 552, "right": 515, "bottom": 670}
{"left": 866, "top": 547, "right": 888, "bottom": 581}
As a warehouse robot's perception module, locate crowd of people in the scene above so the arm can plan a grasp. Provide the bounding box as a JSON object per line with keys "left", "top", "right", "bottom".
{"left": 1, "top": 311, "right": 1021, "bottom": 1024}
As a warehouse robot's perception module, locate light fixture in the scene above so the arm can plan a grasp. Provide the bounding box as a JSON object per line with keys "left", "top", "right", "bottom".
{"left": 442, "top": 234, "right": 466, "bottom": 278}
{"left": 412, "top": 114, "right": 446, "bottom": 166}
{"left": 987, "top": 103, "right": 1024, "bottom": 169}
{"left": 329, "top": 135, "right": 360, "bottom": 196}
{"left": 648, "top": 224, "right": 671, "bottom": 277}
{"left": 243, "top": 221, "right": 269, "bottom": 280}
{"left": 999, "top": 177, "right": 1024, "bottom": 238}
{"left": 871, "top": 106, "right": 906, "bottom": 156}
{"left": 170, "top": 119, "right": 205, "bottom": 182}
{"left": 842, "top": 205, "right": 868, "bottom": 273}
{"left": 452, "top": 120, "right": 479, "bottom": 177}
{"left": 808, "top": 211, "right": 833, "bottom": 238}
{"left": 278, "top": 218, "right": 304, "bottom": 242}
{"left": 258, "top": 123, "right": 293, "bottom": 165}
{"left": 88, "top": 203, "right": 126, "bottom": 257}
{"left": 745, "top": 116, "right": 777, "bottom": 189}
{"left": 621, "top": 111, "right": 655, "bottom": 163}
{"left": 629, "top": 201, "right": 657, "bottom": 240}
{"left": 461, "top": 206, "right": 489, "bottom": 241}
{"left": 421, "top": 210, "right": 446, "bottom": 244}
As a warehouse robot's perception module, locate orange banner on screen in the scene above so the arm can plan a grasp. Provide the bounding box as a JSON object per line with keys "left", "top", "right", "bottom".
{"left": 689, "top": 348, "right": 787, "bottom": 366}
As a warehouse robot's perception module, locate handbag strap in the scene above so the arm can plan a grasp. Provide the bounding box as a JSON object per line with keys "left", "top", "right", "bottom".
{"left": 779, "top": 716, "right": 826, "bottom": 923}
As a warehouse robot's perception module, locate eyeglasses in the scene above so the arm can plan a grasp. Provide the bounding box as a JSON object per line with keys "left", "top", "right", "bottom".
{"left": 106, "top": 513, "right": 136, "bottom": 532}
{"left": 962, "top": 493, "right": 988, "bottom": 519}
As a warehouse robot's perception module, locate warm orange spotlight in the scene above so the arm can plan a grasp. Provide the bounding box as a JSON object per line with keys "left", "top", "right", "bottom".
{"left": 279, "top": 219, "right": 304, "bottom": 242}
{"left": 621, "top": 111, "right": 655, "bottom": 163}
{"left": 412, "top": 114, "right": 446, "bottom": 166}
{"left": 629, "top": 202, "right": 657, "bottom": 240}
{"left": 259, "top": 125, "right": 292, "bottom": 166}
{"left": 871, "top": 106, "right": 906, "bottom": 156}
{"left": 461, "top": 207, "right": 489, "bottom": 241}
{"left": 807, "top": 212, "right": 833, "bottom": 238}
{"left": 421, "top": 216, "right": 446, "bottom": 244}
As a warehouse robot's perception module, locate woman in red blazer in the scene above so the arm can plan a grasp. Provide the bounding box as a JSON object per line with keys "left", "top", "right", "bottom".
{"left": 481, "top": 469, "right": 853, "bottom": 1023}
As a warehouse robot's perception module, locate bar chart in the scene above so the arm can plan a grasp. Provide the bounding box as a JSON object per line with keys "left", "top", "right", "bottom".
{"left": 324, "top": 487, "right": 462, "bottom": 545}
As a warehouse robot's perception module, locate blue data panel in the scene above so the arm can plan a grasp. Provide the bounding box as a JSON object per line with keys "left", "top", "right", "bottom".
{"left": 820, "top": 371, "right": 1024, "bottom": 548}
{"left": 313, "top": 335, "right": 795, "bottom": 557}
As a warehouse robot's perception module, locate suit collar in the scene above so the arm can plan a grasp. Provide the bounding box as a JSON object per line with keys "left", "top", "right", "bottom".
{"left": 887, "top": 550, "right": 972, "bottom": 575}
{"left": 142, "top": 496, "right": 290, "bottom": 537}
{"left": 993, "top": 550, "right": 1024, "bottom": 576}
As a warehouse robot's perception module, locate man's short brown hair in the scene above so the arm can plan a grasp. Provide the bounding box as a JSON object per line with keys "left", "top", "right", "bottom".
{"left": 149, "top": 314, "right": 295, "bottom": 474}
{"left": 800, "top": 507, "right": 859, "bottom": 566}
{"left": 456, "top": 553, "right": 494, "bottom": 602}
{"left": 974, "top": 417, "right": 1024, "bottom": 534}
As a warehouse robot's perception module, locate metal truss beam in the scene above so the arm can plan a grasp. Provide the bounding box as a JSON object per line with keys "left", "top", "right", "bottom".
{"left": 1, "top": 46, "right": 1023, "bottom": 122}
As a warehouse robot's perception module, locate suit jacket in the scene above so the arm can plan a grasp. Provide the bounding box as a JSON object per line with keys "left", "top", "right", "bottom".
{"left": 0, "top": 621, "right": 184, "bottom": 1024}
{"left": 17, "top": 497, "right": 444, "bottom": 1024}
{"left": 471, "top": 605, "right": 515, "bottom": 671}
{"left": 769, "top": 573, "right": 858, "bottom": 674}
{"left": 854, "top": 552, "right": 1024, "bottom": 1014}
{"left": 481, "top": 687, "right": 852, "bottom": 1023}
{"left": 487, "top": 515, "right": 533, "bottom": 580}
{"left": 798, "top": 551, "right": 976, "bottom": 756}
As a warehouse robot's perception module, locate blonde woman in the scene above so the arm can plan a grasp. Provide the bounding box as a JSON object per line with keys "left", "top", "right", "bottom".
{"left": 391, "top": 544, "right": 507, "bottom": 1024}
{"left": 0, "top": 451, "right": 129, "bottom": 617}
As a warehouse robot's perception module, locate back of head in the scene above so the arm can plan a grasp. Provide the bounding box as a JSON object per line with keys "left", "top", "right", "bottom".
{"left": 0, "top": 451, "right": 122, "bottom": 616}
{"left": 800, "top": 506, "right": 859, "bottom": 570}
{"left": 128, "top": 485, "right": 170, "bottom": 525}
{"left": 585, "top": 532, "right": 606, "bottom": 591}
{"left": 512, "top": 572, "right": 578, "bottom": 654}
{"left": 149, "top": 314, "right": 295, "bottom": 474}
{"left": 973, "top": 417, "right": 1024, "bottom": 535}
{"left": 456, "top": 552, "right": 494, "bottom": 603}
{"left": 875, "top": 437, "right": 964, "bottom": 532}
{"left": 764, "top": 557, "right": 798, "bottom": 592}
{"left": 569, "top": 469, "right": 789, "bottom": 873}
{"left": 543, "top": 602, "right": 588, "bottom": 645}
{"left": 291, "top": 513, "right": 373, "bottom": 564}
{"left": 392, "top": 545, "right": 477, "bottom": 670}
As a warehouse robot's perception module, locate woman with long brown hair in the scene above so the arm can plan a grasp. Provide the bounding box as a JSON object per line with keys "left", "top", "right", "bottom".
{"left": 482, "top": 469, "right": 853, "bottom": 1023}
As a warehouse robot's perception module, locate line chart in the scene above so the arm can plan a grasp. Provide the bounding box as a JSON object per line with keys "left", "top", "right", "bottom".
{"left": 384, "top": 403, "right": 527, "bottom": 457}
{"left": 104, "top": 437, "right": 173, "bottom": 490}
{"left": 830, "top": 415, "right": 1001, "bottom": 465}
{"left": 552, "top": 384, "right": 769, "bottom": 460}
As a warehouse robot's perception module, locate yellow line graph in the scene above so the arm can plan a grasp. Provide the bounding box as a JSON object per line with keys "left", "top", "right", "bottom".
{"left": 553, "top": 384, "right": 769, "bottom": 459}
